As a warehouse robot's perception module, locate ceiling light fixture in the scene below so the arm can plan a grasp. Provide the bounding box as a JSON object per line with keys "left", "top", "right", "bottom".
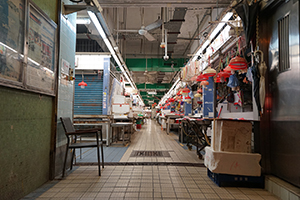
{"left": 88, "top": 11, "right": 137, "bottom": 91}
{"left": 192, "top": 12, "right": 233, "bottom": 62}
{"left": 76, "top": 18, "right": 91, "bottom": 24}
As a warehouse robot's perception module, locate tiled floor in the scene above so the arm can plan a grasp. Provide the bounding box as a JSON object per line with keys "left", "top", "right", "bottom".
{"left": 22, "top": 119, "right": 279, "bottom": 200}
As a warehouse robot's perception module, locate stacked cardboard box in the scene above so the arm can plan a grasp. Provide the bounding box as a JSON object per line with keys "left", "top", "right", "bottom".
{"left": 212, "top": 120, "right": 252, "bottom": 153}
{"left": 205, "top": 119, "right": 261, "bottom": 177}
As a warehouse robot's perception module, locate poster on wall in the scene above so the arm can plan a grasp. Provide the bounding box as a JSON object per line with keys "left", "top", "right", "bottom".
{"left": 26, "top": 3, "right": 56, "bottom": 94}
{"left": 0, "top": 0, "right": 25, "bottom": 83}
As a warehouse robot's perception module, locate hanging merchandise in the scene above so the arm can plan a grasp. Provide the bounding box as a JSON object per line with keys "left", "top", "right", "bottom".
{"left": 181, "top": 87, "right": 190, "bottom": 97}
{"left": 227, "top": 74, "right": 239, "bottom": 89}
{"left": 228, "top": 38, "right": 248, "bottom": 70}
{"left": 218, "top": 70, "right": 231, "bottom": 78}
{"left": 169, "top": 98, "right": 175, "bottom": 103}
{"left": 255, "top": 50, "right": 267, "bottom": 114}
{"left": 234, "top": 91, "right": 243, "bottom": 106}
{"left": 196, "top": 73, "right": 209, "bottom": 82}
{"left": 202, "top": 67, "right": 216, "bottom": 77}
{"left": 229, "top": 55, "right": 248, "bottom": 70}
{"left": 185, "top": 96, "right": 192, "bottom": 102}
{"left": 252, "top": 54, "right": 261, "bottom": 115}
{"left": 246, "top": 66, "right": 253, "bottom": 82}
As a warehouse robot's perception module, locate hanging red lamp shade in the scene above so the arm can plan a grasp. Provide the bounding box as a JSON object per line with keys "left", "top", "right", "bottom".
{"left": 78, "top": 81, "right": 87, "bottom": 89}
{"left": 215, "top": 77, "right": 222, "bottom": 83}
{"left": 196, "top": 74, "right": 209, "bottom": 82}
{"left": 228, "top": 56, "right": 248, "bottom": 70}
{"left": 181, "top": 88, "right": 190, "bottom": 95}
{"left": 169, "top": 98, "right": 175, "bottom": 103}
{"left": 185, "top": 96, "right": 192, "bottom": 103}
{"left": 202, "top": 67, "right": 216, "bottom": 77}
{"left": 200, "top": 81, "right": 209, "bottom": 86}
{"left": 218, "top": 70, "right": 231, "bottom": 78}
{"left": 176, "top": 95, "right": 182, "bottom": 100}
{"left": 224, "top": 65, "right": 233, "bottom": 72}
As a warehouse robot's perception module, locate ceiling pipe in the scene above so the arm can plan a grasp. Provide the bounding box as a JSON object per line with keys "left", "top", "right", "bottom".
{"left": 182, "top": 9, "right": 211, "bottom": 56}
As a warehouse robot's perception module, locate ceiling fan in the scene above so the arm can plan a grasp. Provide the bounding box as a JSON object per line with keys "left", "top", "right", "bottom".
{"left": 117, "top": 8, "right": 162, "bottom": 41}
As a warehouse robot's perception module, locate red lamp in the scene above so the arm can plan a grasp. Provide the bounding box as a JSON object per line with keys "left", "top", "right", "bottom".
{"left": 228, "top": 56, "right": 248, "bottom": 70}
{"left": 202, "top": 67, "right": 216, "bottom": 77}
{"left": 196, "top": 73, "right": 209, "bottom": 82}
{"left": 169, "top": 98, "right": 175, "bottom": 103}
{"left": 218, "top": 70, "right": 231, "bottom": 78}
{"left": 215, "top": 77, "right": 222, "bottom": 83}
{"left": 185, "top": 96, "right": 192, "bottom": 102}
{"left": 224, "top": 65, "right": 233, "bottom": 72}
{"left": 78, "top": 81, "right": 87, "bottom": 89}
{"left": 181, "top": 88, "right": 190, "bottom": 97}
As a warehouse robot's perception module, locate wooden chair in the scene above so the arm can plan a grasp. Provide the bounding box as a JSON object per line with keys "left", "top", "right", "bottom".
{"left": 60, "top": 117, "right": 104, "bottom": 177}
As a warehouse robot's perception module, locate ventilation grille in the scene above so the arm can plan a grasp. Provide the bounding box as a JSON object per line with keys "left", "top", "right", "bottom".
{"left": 278, "top": 14, "right": 290, "bottom": 72}
{"left": 130, "top": 151, "right": 171, "bottom": 157}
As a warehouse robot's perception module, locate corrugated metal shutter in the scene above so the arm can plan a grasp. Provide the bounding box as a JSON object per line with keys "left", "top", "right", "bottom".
{"left": 74, "top": 74, "right": 103, "bottom": 115}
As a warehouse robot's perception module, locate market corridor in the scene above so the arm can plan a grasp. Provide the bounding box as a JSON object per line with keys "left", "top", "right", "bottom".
{"left": 22, "top": 120, "right": 279, "bottom": 200}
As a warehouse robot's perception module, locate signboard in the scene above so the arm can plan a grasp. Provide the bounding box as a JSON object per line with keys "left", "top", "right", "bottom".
{"left": 26, "top": 3, "right": 56, "bottom": 94}
{"left": 0, "top": 1, "right": 57, "bottom": 96}
{"left": 0, "top": 0, "right": 25, "bottom": 83}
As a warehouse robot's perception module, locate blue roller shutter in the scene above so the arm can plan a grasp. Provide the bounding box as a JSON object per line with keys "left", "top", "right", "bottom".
{"left": 74, "top": 74, "right": 103, "bottom": 115}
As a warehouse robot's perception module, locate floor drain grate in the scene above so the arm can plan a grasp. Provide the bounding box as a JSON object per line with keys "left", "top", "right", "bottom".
{"left": 130, "top": 151, "right": 171, "bottom": 157}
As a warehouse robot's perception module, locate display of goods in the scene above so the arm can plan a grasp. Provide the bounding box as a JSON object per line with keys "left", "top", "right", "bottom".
{"left": 229, "top": 56, "right": 248, "bottom": 70}
{"left": 196, "top": 74, "right": 209, "bottom": 82}
{"left": 202, "top": 67, "right": 216, "bottom": 77}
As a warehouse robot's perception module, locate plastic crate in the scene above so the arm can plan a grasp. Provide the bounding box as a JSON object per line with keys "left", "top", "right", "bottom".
{"left": 207, "top": 169, "right": 264, "bottom": 188}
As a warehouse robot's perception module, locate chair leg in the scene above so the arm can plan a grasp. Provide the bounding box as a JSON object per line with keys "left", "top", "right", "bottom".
{"left": 96, "top": 132, "right": 101, "bottom": 176}
{"left": 70, "top": 148, "right": 75, "bottom": 170}
{"left": 101, "top": 142, "right": 104, "bottom": 168}
{"left": 62, "top": 144, "right": 69, "bottom": 177}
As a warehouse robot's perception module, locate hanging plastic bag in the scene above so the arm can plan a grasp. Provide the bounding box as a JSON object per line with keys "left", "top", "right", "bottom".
{"left": 246, "top": 66, "right": 253, "bottom": 82}
{"left": 234, "top": 91, "right": 243, "bottom": 106}
{"left": 227, "top": 74, "right": 239, "bottom": 88}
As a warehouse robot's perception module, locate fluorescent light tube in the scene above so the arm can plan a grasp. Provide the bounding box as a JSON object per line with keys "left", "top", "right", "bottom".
{"left": 76, "top": 18, "right": 91, "bottom": 24}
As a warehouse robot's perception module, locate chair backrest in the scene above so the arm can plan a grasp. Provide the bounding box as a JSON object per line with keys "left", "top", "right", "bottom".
{"left": 60, "top": 117, "right": 76, "bottom": 134}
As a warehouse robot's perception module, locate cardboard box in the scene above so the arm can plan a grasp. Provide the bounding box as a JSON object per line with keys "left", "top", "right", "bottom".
{"left": 112, "top": 104, "right": 130, "bottom": 114}
{"left": 204, "top": 147, "right": 261, "bottom": 176}
{"left": 213, "top": 120, "right": 252, "bottom": 153}
{"left": 113, "top": 95, "right": 125, "bottom": 104}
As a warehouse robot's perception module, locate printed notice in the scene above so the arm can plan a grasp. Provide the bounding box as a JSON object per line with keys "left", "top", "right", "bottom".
{"left": 26, "top": 4, "right": 56, "bottom": 93}
{"left": 0, "top": 0, "right": 25, "bottom": 82}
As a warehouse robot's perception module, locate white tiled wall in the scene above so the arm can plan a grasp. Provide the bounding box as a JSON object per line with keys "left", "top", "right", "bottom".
{"left": 265, "top": 176, "right": 300, "bottom": 200}
{"left": 56, "top": 1, "right": 77, "bottom": 147}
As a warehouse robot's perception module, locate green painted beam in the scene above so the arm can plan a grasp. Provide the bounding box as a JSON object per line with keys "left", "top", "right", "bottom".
{"left": 136, "top": 83, "right": 171, "bottom": 90}
{"left": 126, "top": 58, "right": 186, "bottom": 72}
{"left": 140, "top": 91, "right": 166, "bottom": 95}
